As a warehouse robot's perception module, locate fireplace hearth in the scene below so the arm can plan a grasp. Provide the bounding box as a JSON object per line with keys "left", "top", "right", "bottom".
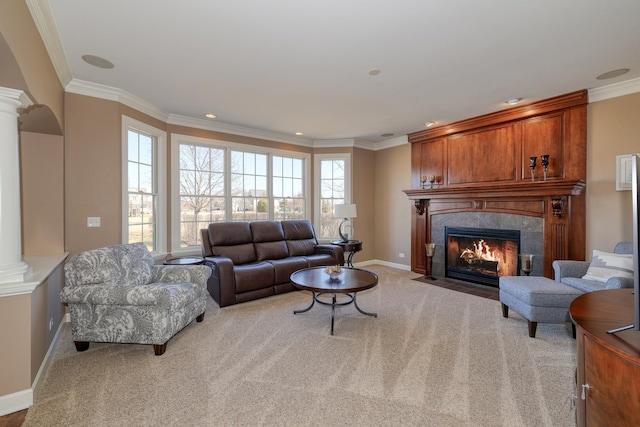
{"left": 445, "top": 226, "right": 520, "bottom": 287}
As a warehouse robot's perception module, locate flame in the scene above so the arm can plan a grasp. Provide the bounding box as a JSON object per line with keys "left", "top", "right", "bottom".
{"left": 459, "top": 239, "right": 500, "bottom": 269}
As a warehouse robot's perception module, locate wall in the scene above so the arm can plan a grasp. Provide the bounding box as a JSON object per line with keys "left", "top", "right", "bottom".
{"left": 0, "top": 294, "right": 31, "bottom": 397}
{"left": 373, "top": 143, "right": 412, "bottom": 266}
{"left": 352, "top": 147, "right": 376, "bottom": 263}
{"left": 587, "top": 91, "right": 640, "bottom": 254}
{"left": 20, "top": 132, "right": 65, "bottom": 255}
{"left": 65, "top": 94, "right": 343, "bottom": 258}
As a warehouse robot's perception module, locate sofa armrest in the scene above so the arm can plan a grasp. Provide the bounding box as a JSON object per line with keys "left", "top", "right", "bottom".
{"left": 552, "top": 260, "right": 591, "bottom": 282}
{"left": 151, "top": 265, "right": 211, "bottom": 287}
{"left": 60, "top": 282, "right": 175, "bottom": 306}
{"left": 203, "top": 256, "right": 236, "bottom": 307}
{"left": 605, "top": 276, "right": 635, "bottom": 289}
{"left": 315, "top": 244, "right": 345, "bottom": 266}
{"left": 151, "top": 265, "right": 211, "bottom": 299}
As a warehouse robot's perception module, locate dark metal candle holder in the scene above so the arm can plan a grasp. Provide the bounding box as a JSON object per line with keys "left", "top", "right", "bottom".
{"left": 529, "top": 156, "right": 537, "bottom": 181}
{"left": 541, "top": 154, "right": 550, "bottom": 181}
{"left": 425, "top": 243, "right": 437, "bottom": 280}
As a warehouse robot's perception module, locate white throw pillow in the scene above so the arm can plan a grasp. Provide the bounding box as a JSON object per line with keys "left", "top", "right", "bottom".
{"left": 582, "top": 249, "right": 634, "bottom": 283}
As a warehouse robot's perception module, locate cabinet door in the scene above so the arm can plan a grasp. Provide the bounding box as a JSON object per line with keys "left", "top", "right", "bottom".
{"left": 584, "top": 336, "right": 640, "bottom": 426}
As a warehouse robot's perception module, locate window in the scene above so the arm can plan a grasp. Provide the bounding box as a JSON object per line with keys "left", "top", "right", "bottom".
{"left": 231, "top": 150, "right": 268, "bottom": 221}
{"left": 178, "top": 144, "right": 225, "bottom": 247}
{"left": 272, "top": 155, "right": 305, "bottom": 220}
{"left": 314, "top": 153, "right": 351, "bottom": 240}
{"left": 171, "top": 134, "right": 310, "bottom": 253}
{"left": 122, "top": 116, "right": 166, "bottom": 254}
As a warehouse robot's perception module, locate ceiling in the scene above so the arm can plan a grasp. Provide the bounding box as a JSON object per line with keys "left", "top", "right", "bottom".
{"left": 30, "top": 0, "right": 640, "bottom": 144}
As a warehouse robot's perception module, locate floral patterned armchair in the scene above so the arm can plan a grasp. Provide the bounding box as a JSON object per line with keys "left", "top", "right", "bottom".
{"left": 60, "top": 243, "right": 211, "bottom": 355}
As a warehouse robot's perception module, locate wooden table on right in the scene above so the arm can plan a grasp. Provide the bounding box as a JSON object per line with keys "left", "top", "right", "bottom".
{"left": 290, "top": 266, "right": 377, "bottom": 335}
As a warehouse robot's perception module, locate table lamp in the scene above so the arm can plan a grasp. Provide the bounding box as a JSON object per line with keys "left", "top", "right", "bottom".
{"left": 334, "top": 203, "right": 357, "bottom": 242}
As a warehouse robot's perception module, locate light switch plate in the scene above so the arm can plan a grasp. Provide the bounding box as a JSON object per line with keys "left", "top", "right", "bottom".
{"left": 87, "top": 217, "right": 101, "bottom": 228}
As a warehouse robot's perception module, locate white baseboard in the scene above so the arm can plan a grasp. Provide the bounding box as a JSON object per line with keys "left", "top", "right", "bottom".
{"left": 0, "top": 315, "right": 67, "bottom": 417}
{"left": 355, "top": 259, "right": 412, "bottom": 271}
{"left": 0, "top": 389, "right": 32, "bottom": 417}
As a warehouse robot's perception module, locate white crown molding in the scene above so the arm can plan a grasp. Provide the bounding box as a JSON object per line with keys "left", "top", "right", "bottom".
{"left": 313, "top": 138, "right": 357, "bottom": 148}
{"left": 66, "top": 79, "right": 170, "bottom": 122}
{"left": 26, "top": 0, "right": 73, "bottom": 87}
{"left": 371, "top": 135, "right": 409, "bottom": 151}
{"left": 589, "top": 77, "right": 640, "bottom": 103}
{"left": 167, "top": 114, "right": 314, "bottom": 147}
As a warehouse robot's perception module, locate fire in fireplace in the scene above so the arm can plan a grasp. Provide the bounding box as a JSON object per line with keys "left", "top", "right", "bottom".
{"left": 445, "top": 226, "right": 520, "bottom": 287}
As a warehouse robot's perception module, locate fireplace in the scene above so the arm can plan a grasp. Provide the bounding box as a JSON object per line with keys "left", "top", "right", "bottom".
{"left": 445, "top": 226, "right": 520, "bottom": 287}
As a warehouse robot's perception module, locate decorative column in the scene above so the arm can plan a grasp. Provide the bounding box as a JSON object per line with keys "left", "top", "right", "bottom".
{"left": 0, "top": 87, "right": 33, "bottom": 284}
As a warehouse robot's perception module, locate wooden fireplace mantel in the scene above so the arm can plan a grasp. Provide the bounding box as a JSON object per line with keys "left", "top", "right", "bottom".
{"left": 404, "top": 91, "right": 587, "bottom": 279}
{"left": 403, "top": 180, "right": 586, "bottom": 278}
{"left": 404, "top": 179, "right": 585, "bottom": 201}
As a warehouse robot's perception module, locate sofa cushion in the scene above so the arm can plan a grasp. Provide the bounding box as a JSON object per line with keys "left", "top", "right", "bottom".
{"left": 213, "top": 243, "right": 257, "bottom": 265}
{"left": 251, "top": 221, "right": 285, "bottom": 241}
{"left": 582, "top": 249, "right": 634, "bottom": 283}
{"left": 251, "top": 221, "right": 290, "bottom": 260}
{"left": 282, "top": 220, "right": 318, "bottom": 256}
{"left": 234, "top": 262, "right": 274, "bottom": 293}
{"left": 255, "top": 241, "right": 290, "bottom": 261}
{"left": 207, "top": 222, "right": 256, "bottom": 265}
{"left": 267, "top": 257, "right": 308, "bottom": 284}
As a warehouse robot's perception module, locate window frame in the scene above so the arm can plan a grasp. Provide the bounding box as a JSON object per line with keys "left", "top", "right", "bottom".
{"left": 121, "top": 115, "right": 167, "bottom": 257}
{"left": 313, "top": 153, "right": 352, "bottom": 243}
{"left": 170, "top": 133, "right": 311, "bottom": 255}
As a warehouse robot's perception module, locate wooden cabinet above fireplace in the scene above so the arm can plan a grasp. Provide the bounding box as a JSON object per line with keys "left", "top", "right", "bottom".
{"left": 403, "top": 90, "right": 588, "bottom": 279}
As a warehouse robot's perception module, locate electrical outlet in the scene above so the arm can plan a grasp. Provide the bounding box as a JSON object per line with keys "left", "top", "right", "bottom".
{"left": 49, "top": 318, "right": 53, "bottom": 331}
{"left": 87, "top": 217, "right": 101, "bottom": 227}
{"left": 399, "top": 253, "right": 405, "bottom": 258}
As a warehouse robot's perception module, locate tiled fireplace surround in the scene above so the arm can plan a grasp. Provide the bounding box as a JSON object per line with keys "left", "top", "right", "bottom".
{"left": 431, "top": 212, "right": 544, "bottom": 280}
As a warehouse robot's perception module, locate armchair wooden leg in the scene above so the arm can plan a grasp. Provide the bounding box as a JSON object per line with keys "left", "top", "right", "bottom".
{"left": 528, "top": 321, "right": 538, "bottom": 338}
{"left": 196, "top": 312, "right": 205, "bottom": 322}
{"left": 153, "top": 342, "right": 168, "bottom": 356}
{"left": 74, "top": 341, "right": 90, "bottom": 352}
{"left": 501, "top": 303, "right": 509, "bottom": 318}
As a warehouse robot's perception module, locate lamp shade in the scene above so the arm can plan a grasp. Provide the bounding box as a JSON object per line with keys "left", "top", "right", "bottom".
{"left": 334, "top": 203, "right": 357, "bottom": 218}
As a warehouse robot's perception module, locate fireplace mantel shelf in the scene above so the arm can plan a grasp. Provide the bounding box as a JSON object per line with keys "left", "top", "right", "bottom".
{"left": 403, "top": 179, "right": 585, "bottom": 200}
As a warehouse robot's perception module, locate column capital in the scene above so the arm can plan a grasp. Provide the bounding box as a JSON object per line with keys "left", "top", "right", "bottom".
{"left": 0, "top": 87, "right": 33, "bottom": 109}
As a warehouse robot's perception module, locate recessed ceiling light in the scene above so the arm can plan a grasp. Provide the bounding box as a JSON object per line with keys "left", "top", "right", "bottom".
{"left": 424, "top": 121, "right": 436, "bottom": 128}
{"left": 204, "top": 113, "right": 217, "bottom": 119}
{"left": 368, "top": 69, "right": 381, "bottom": 76}
{"left": 82, "top": 54, "right": 114, "bottom": 69}
{"left": 295, "top": 132, "right": 304, "bottom": 136}
{"left": 381, "top": 133, "right": 394, "bottom": 137}
{"left": 596, "top": 68, "right": 630, "bottom": 80}
{"left": 505, "top": 98, "right": 522, "bottom": 105}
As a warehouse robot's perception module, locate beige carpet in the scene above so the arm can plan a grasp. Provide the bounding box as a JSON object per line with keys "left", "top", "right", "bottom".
{"left": 24, "top": 265, "right": 576, "bottom": 426}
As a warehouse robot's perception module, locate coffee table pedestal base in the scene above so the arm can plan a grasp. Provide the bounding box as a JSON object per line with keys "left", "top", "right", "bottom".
{"left": 294, "top": 292, "right": 377, "bottom": 335}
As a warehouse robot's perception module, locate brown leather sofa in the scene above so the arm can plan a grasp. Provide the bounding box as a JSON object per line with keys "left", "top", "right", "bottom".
{"left": 201, "top": 220, "right": 344, "bottom": 307}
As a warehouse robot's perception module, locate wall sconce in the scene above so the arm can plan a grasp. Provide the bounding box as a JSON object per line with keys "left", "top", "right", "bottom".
{"left": 334, "top": 203, "right": 357, "bottom": 242}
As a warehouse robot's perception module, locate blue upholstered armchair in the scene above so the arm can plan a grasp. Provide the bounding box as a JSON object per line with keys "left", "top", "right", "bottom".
{"left": 60, "top": 243, "right": 211, "bottom": 355}
{"left": 553, "top": 242, "right": 634, "bottom": 292}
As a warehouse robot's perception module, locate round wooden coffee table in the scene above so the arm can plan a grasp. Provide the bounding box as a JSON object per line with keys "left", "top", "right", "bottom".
{"left": 290, "top": 266, "right": 378, "bottom": 335}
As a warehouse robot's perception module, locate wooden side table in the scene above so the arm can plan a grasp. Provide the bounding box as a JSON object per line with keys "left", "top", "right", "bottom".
{"left": 163, "top": 256, "right": 204, "bottom": 266}
{"left": 330, "top": 240, "right": 362, "bottom": 267}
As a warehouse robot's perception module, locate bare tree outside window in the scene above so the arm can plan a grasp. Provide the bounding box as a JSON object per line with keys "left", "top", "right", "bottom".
{"left": 178, "top": 144, "right": 225, "bottom": 247}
